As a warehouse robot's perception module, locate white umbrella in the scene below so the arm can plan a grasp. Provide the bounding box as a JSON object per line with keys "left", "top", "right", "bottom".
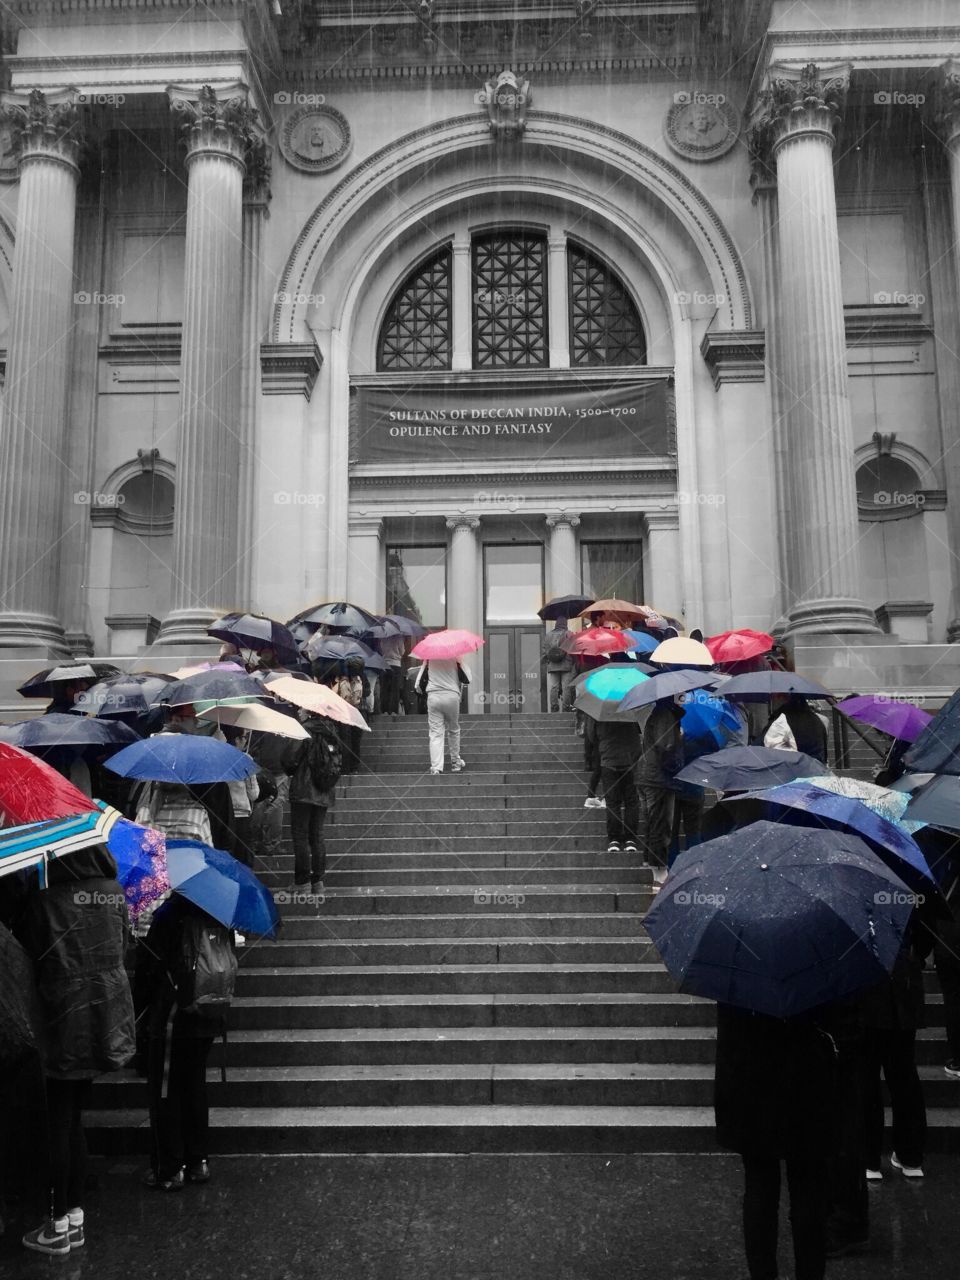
{"left": 196, "top": 702, "right": 309, "bottom": 739}
{"left": 266, "top": 673, "right": 371, "bottom": 732}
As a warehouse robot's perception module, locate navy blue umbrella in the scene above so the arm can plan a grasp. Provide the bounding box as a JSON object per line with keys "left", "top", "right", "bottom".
{"left": 904, "top": 687, "right": 960, "bottom": 776}
{"left": 0, "top": 713, "right": 139, "bottom": 750}
{"left": 207, "top": 612, "right": 300, "bottom": 665}
{"left": 166, "top": 839, "right": 279, "bottom": 938}
{"left": 675, "top": 745, "right": 825, "bottom": 792}
{"left": 382, "top": 613, "right": 427, "bottom": 638}
{"left": 715, "top": 670, "right": 832, "bottom": 702}
{"left": 105, "top": 732, "right": 256, "bottom": 783}
{"left": 904, "top": 775, "right": 960, "bottom": 831}
{"left": 645, "top": 822, "right": 916, "bottom": 1018}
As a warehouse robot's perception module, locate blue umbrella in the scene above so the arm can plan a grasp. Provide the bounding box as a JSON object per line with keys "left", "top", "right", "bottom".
{"left": 904, "top": 775, "right": 960, "bottom": 832}
{"left": 621, "top": 629, "right": 660, "bottom": 656}
{"left": 575, "top": 665, "right": 650, "bottom": 722}
{"left": 645, "top": 822, "right": 916, "bottom": 1018}
{"left": 904, "top": 688, "right": 960, "bottom": 776}
{"left": 165, "top": 838, "right": 279, "bottom": 937}
{"left": 105, "top": 733, "right": 256, "bottom": 783}
{"left": 680, "top": 689, "right": 744, "bottom": 749}
{"left": 618, "top": 668, "right": 718, "bottom": 715}
{"left": 0, "top": 714, "right": 139, "bottom": 751}
{"left": 722, "top": 780, "right": 936, "bottom": 894}
{"left": 675, "top": 745, "right": 825, "bottom": 792}
{"left": 157, "top": 668, "right": 267, "bottom": 708}
{"left": 92, "top": 802, "right": 171, "bottom": 919}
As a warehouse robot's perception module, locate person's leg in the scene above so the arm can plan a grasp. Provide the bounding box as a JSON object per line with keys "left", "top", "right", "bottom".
{"left": 290, "top": 800, "right": 311, "bottom": 885}
{"left": 43, "top": 1078, "right": 74, "bottom": 1220}
{"left": 149, "top": 1028, "right": 186, "bottom": 1182}
{"left": 826, "top": 1033, "right": 869, "bottom": 1246}
{"left": 548, "top": 671, "right": 560, "bottom": 712}
{"left": 741, "top": 1153, "right": 781, "bottom": 1280}
{"left": 181, "top": 1038, "right": 214, "bottom": 1170}
{"left": 863, "top": 1028, "right": 885, "bottom": 1170}
{"left": 426, "top": 695, "right": 445, "bottom": 772}
{"left": 934, "top": 929, "right": 960, "bottom": 1061}
{"left": 232, "top": 815, "right": 254, "bottom": 867}
{"left": 885, "top": 1029, "right": 926, "bottom": 1168}
{"left": 786, "top": 1151, "right": 828, "bottom": 1280}
{"left": 604, "top": 771, "right": 627, "bottom": 845}
{"left": 309, "top": 805, "right": 326, "bottom": 882}
{"left": 622, "top": 778, "right": 640, "bottom": 847}
{"left": 446, "top": 694, "right": 463, "bottom": 766}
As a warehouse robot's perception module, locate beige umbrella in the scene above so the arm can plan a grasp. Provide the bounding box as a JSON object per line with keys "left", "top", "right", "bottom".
{"left": 197, "top": 701, "right": 309, "bottom": 739}
{"left": 650, "top": 636, "right": 715, "bottom": 668}
{"left": 266, "top": 674, "right": 371, "bottom": 732}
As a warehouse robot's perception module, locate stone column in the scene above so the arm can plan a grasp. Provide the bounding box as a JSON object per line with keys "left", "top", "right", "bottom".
{"left": 547, "top": 236, "right": 570, "bottom": 367}
{"left": 158, "top": 84, "right": 256, "bottom": 644}
{"left": 236, "top": 138, "right": 271, "bottom": 609}
{"left": 347, "top": 515, "right": 385, "bottom": 616}
{"left": 934, "top": 60, "right": 960, "bottom": 639}
{"left": 545, "top": 512, "right": 580, "bottom": 597}
{"left": 451, "top": 237, "right": 472, "bottom": 371}
{"left": 0, "top": 89, "right": 81, "bottom": 653}
{"left": 446, "top": 515, "right": 482, "bottom": 709}
{"left": 643, "top": 510, "right": 683, "bottom": 622}
{"left": 752, "top": 63, "right": 878, "bottom": 637}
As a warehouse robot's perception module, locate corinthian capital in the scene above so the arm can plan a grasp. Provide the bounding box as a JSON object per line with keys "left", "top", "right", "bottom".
{"left": 167, "top": 82, "right": 261, "bottom": 170}
{"left": 752, "top": 62, "right": 851, "bottom": 157}
{"left": 0, "top": 87, "right": 81, "bottom": 172}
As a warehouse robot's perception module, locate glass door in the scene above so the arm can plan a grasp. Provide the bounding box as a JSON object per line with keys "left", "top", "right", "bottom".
{"left": 483, "top": 543, "right": 545, "bottom": 713}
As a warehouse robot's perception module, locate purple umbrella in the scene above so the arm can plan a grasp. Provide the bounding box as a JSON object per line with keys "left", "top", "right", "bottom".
{"left": 837, "top": 695, "right": 932, "bottom": 744}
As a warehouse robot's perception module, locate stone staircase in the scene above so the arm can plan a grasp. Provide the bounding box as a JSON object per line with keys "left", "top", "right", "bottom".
{"left": 87, "top": 712, "right": 959, "bottom": 1155}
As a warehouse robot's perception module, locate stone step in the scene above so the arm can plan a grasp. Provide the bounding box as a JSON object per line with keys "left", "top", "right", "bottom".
{"left": 265, "top": 887, "right": 652, "bottom": 914}
{"left": 239, "top": 937, "right": 657, "bottom": 966}
{"left": 274, "top": 912, "right": 651, "bottom": 938}
{"left": 267, "top": 868, "right": 646, "bottom": 889}
{"left": 235, "top": 963, "right": 677, "bottom": 997}
{"left": 314, "top": 836, "right": 627, "bottom": 855}
{"left": 304, "top": 851, "right": 650, "bottom": 872}
{"left": 341, "top": 778, "right": 593, "bottom": 796}
{"left": 325, "top": 816, "right": 604, "bottom": 839}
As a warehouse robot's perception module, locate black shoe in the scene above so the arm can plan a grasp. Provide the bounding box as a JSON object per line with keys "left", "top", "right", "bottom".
{"left": 944, "top": 1060, "right": 960, "bottom": 1078}
{"left": 607, "top": 841, "right": 621, "bottom": 854}
{"left": 186, "top": 1159, "right": 210, "bottom": 1184}
{"left": 825, "top": 1233, "right": 869, "bottom": 1258}
{"left": 144, "top": 1167, "right": 185, "bottom": 1192}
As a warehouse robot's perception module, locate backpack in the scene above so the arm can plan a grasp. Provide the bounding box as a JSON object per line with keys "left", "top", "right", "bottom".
{"left": 307, "top": 732, "right": 342, "bottom": 792}
{"left": 544, "top": 643, "right": 567, "bottom": 666}
{"left": 171, "top": 916, "right": 238, "bottom": 1018}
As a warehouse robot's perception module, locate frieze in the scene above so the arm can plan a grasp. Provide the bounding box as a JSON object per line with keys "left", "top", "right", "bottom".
{"left": 278, "top": 104, "right": 351, "bottom": 173}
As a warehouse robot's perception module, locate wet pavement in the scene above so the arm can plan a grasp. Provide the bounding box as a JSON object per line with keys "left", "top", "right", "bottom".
{"left": 1, "top": 1152, "right": 956, "bottom": 1279}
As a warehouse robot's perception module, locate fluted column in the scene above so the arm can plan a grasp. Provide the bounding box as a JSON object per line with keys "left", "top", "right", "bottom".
{"left": 752, "top": 63, "right": 878, "bottom": 637}
{"left": 446, "top": 516, "right": 481, "bottom": 634}
{"left": 545, "top": 512, "right": 580, "bottom": 597}
{"left": 0, "top": 89, "right": 81, "bottom": 653}
{"left": 159, "top": 84, "right": 256, "bottom": 644}
{"left": 935, "top": 60, "right": 960, "bottom": 639}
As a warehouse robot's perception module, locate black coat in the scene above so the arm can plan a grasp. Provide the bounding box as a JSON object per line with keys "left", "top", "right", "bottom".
{"left": 714, "top": 1004, "right": 840, "bottom": 1159}
{"left": 137, "top": 896, "right": 233, "bottom": 1040}
{"left": 12, "top": 846, "right": 135, "bottom": 1079}
{"left": 596, "top": 720, "right": 642, "bottom": 772}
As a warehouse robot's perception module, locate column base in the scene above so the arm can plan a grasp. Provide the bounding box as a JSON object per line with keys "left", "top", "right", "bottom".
{"left": 780, "top": 597, "right": 883, "bottom": 642}
{"left": 0, "top": 612, "right": 72, "bottom": 658}
{"left": 155, "top": 608, "right": 224, "bottom": 648}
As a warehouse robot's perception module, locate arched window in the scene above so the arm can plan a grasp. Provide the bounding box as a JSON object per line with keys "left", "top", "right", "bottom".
{"left": 568, "top": 241, "right": 646, "bottom": 366}
{"left": 472, "top": 229, "right": 548, "bottom": 368}
{"left": 378, "top": 248, "right": 452, "bottom": 371}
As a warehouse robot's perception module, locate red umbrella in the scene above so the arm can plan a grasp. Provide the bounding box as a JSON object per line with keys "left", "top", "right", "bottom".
{"left": 705, "top": 629, "right": 775, "bottom": 666}
{"left": 567, "top": 628, "right": 637, "bottom": 656}
{"left": 0, "top": 742, "right": 98, "bottom": 825}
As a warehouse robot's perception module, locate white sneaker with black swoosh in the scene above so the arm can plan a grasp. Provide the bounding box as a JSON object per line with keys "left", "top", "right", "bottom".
{"left": 23, "top": 1218, "right": 70, "bottom": 1256}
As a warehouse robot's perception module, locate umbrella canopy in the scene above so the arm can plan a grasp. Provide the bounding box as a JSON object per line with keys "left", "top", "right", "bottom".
{"left": 674, "top": 745, "right": 825, "bottom": 792}
{"left": 207, "top": 612, "right": 300, "bottom": 664}
{"left": 158, "top": 668, "right": 267, "bottom": 708}
{"left": 704, "top": 629, "right": 775, "bottom": 666}
{"left": 621, "top": 629, "right": 660, "bottom": 656}
{"left": 165, "top": 839, "right": 279, "bottom": 937}
{"left": 0, "top": 713, "right": 139, "bottom": 751}
{"left": 265, "top": 673, "right": 371, "bottom": 731}
{"left": 722, "top": 780, "right": 935, "bottom": 891}
{"left": 715, "top": 670, "right": 832, "bottom": 702}
{"left": 95, "top": 802, "right": 171, "bottom": 920}
{"left": 17, "top": 660, "right": 121, "bottom": 699}
{"left": 565, "top": 627, "right": 637, "bottom": 657}
{"left": 304, "top": 633, "right": 377, "bottom": 664}
{"left": 0, "top": 742, "right": 98, "bottom": 824}
{"left": 381, "top": 613, "right": 427, "bottom": 638}
{"left": 0, "top": 807, "right": 121, "bottom": 882}
{"left": 538, "top": 594, "right": 595, "bottom": 621}
{"left": 680, "top": 689, "right": 744, "bottom": 749}
{"left": 650, "top": 636, "right": 714, "bottom": 668}
{"left": 904, "top": 775, "right": 960, "bottom": 831}
{"left": 410, "top": 629, "right": 485, "bottom": 661}
{"left": 644, "top": 822, "right": 915, "bottom": 1018}
{"left": 837, "top": 695, "right": 933, "bottom": 745}
{"left": 575, "top": 666, "right": 650, "bottom": 721}
{"left": 290, "top": 601, "right": 380, "bottom": 633}
{"left": 197, "top": 702, "right": 310, "bottom": 739}
{"left": 75, "top": 674, "right": 170, "bottom": 717}
{"left": 576, "top": 597, "right": 648, "bottom": 624}
{"left": 168, "top": 660, "right": 246, "bottom": 680}
{"left": 618, "top": 668, "right": 718, "bottom": 713}
{"left": 804, "top": 775, "right": 913, "bottom": 827}
{"left": 105, "top": 733, "right": 257, "bottom": 783}
{"left": 903, "top": 688, "right": 960, "bottom": 775}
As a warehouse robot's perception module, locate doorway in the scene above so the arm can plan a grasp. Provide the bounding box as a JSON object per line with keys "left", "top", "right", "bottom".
{"left": 483, "top": 543, "right": 545, "bottom": 713}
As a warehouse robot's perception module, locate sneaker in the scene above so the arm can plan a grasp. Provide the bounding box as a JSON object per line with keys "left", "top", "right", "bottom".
{"left": 584, "top": 796, "right": 600, "bottom": 809}
{"left": 452, "top": 759, "right": 466, "bottom": 772}
{"left": 891, "top": 1153, "right": 923, "bottom": 1179}
{"left": 430, "top": 768, "right": 442, "bottom": 776}
{"left": 866, "top": 1167, "right": 883, "bottom": 1182}
{"left": 143, "top": 1167, "right": 186, "bottom": 1191}
{"left": 67, "top": 1221, "right": 85, "bottom": 1250}
{"left": 607, "top": 842, "right": 621, "bottom": 854}
{"left": 624, "top": 842, "right": 638, "bottom": 855}
{"left": 944, "top": 1060, "right": 960, "bottom": 1079}
{"left": 186, "top": 1159, "right": 211, "bottom": 1184}
{"left": 596, "top": 798, "right": 606, "bottom": 809}
{"left": 23, "top": 1219, "right": 71, "bottom": 1256}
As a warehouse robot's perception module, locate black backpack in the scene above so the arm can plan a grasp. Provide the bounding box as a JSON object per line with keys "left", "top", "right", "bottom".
{"left": 171, "top": 916, "right": 238, "bottom": 1018}
{"left": 307, "top": 732, "right": 342, "bottom": 792}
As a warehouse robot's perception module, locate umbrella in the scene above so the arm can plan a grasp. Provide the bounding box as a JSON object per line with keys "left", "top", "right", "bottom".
{"left": 0, "top": 807, "right": 121, "bottom": 882}
{"left": 574, "top": 666, "right": 650, "bottom": 721}
{"left": 290, "top": 601, "right": 380, "bottom": 633}
{"left": 158, "top": 668, "right": 267, "bottom": 708}
{"left": 644, "top": 822, "right": 916, "bottom": 1018}
{"left": 722, "top": 780, "right": 936, "bottom": 892}
{"left": 265, "top": 674, "right": 372, "bottom": 731}
{"left": 197, "top": 702, "right": 310, "bottom": 739}
{"left": 105, "top": 733, "right": 257, "bottom": 784}
{"left": 565, "top": 628, "right": 637, "bottom": 657}
{"left": 674, "top": 745, "right": 825, "bottom": 792}
{"left": 904, "top": 775, "right": 960, "bottom": 831}
{"left": 355, "top": 618, "right": 406, "bottom": 642}
{"left": 650, "top": 636, "right": 714, "bottom": 668}
{"left": 0, "top": 714, "right": 140, "bottom": 751}
{"left": 715, "top": 671, "right": 832, "bottom": 702}
{"left": 75, "top": 674, "right": 170, "bottom": 717}
{"left": 304, "top": 633, "right": 377, "bottom": 664}
{"left": 618, "top": 668, "right": 718, "bottom": 714}
{"left": 382, "top": 613, "right": 427, "bottom": 638}
{"left": 621, "top": 629, "right": 660, "bottom": 656}
{"left": 837, "top": 695, "right": 933, "bottom": 745}
{"left": 168, "top": 660, "right": 247, "bottom": 680}
{"left": 680, "top": 689, "right": 744, "bottom": 749}
{"left": 804, "top": 775, "right": 912, "bottom": 828}
{"left": 538, "top": 594, "right": 595, "bottom": 621}
{"left": 207, "top": 612, "right": 300, "bottom": 664}
{"left": 704, "top": 629, "right": 775, "bottom": 666}
{"left": 576, "top": 597, "right": 648, "bottom": 623}
{"left": 903, "top": 688, "right": 960, "bottom": 776}
{"left": 17, "top": 660, "right": 121, "bottom": 699}
{"left": 165, "top": 839, "right": 280, "bottom": 938}
{"left": 94, "top": 802, "right": 171, "bottom": 920}
{"left": 0, "top": 742, "right": 99, "bottom": 824}
{"left": 410, "top": 629, "right": 485, "bottom": 661}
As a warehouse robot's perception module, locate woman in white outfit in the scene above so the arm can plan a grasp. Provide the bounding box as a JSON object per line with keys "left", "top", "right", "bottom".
{"left": 416, "top": 659, "right": 470, "bottom": 774}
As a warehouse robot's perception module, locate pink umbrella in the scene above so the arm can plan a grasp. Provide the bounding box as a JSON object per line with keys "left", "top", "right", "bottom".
{"left": 265, "top": 674, "right": 371, "bottom": 732}
{"left": 410, "top": 629, "right": 485, "bottom": 661}
{"left": 566, "top": 628, "right": 637, "bottom": 657}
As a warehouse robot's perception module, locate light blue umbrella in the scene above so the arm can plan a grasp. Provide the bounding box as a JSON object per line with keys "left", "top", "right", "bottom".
{"left": 0, "top": 808, "right": 121, "bottom": 883}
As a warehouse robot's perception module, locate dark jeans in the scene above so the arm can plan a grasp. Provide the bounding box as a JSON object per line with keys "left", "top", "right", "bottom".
{"left": 45, "top": 1077, "right": 92, "bottom": 1218}
{"left": 827, "top": 1037, "right": 869, "bottom": 1244}
{"left": 291, "top": 801, "right": 327, "bottom": 884}
{"left": 148, "top": 1034, "right": 214, "bottom": 1180}
{"left": 340, "top": 723, "right": 365, "bottom": 774}
{"left": 640, "top": 783, "right": 675, "bottom": 868}
{"left": 864, "top": 1027, "right": 926, "bottom": 1169}
{"left": 934, "top": 922, "right": 960, "bottom": 1060}
{"left": 601, "top": 767, "right": 639, "bottom": 845}
{"left": 232, "top": 814, "right": 256, "bottom": 868}
{"left": 741, "top": 1152, "right": 828, "bottom": 1280}
{"left": 380, "top": 667, "right": 401, "bottom": 715}
{"left": 670, "top": 789, "right": 704, "bottom": 864}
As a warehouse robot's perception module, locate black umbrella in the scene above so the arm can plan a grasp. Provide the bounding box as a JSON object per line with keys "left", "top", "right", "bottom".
{"left": 17, "top": 660, "right": 122, "bottom": 699}
{"left": 382, "top": 613, "right": 428, "bottom": 638}
{"left": 75, "top": 673, "right": 170, "bottom": 717}
{"left": 538, "top": 594, "right": 595, "bottom": 621}
{"left": 0, "top": 713, "right": 140, "bottom": 750}
{"left": 304, "top": 633, "right": 376, "bottom": 664}
{"left": 715, "top": 671, "right": 832, "bottom": 703}
{"left": 157, "top": 669, "right": 268, "bottom": 708}
{"left": 289, "top": 601, "right": 380, "bottom": 633}
{"left": 207, "top": 612, "right": 300, "bottom": 664}
{"left": 904, "top": 687, "right": 960, "bottom": 776}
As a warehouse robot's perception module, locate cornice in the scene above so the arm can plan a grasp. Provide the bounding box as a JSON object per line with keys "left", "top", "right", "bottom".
{"left": 350, "top": 466, "right": 677, "bottom": 489}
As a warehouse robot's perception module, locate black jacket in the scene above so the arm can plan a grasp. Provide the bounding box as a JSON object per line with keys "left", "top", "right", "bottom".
{"left": 596, "top": 720, "right": 643, "bottom": 772}
{"left": 137, "top": 896, "right": 233, "bottom": 1040}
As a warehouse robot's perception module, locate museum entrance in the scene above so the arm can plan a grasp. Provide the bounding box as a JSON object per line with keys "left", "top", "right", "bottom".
{"left": 483, "top": 543, "right": 545, "bottom": 713}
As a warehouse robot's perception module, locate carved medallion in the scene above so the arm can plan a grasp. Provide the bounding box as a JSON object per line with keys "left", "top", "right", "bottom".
{"left": 665, "top": 93, "right": 740, "bottom": 161}
{"left": 279, "top": 104, "right": 351, "bottom": 174}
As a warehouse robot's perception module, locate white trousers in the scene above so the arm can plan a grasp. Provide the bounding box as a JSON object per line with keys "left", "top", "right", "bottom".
{"left": 427, "top": 690, "right": 462, "bottom": 771}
